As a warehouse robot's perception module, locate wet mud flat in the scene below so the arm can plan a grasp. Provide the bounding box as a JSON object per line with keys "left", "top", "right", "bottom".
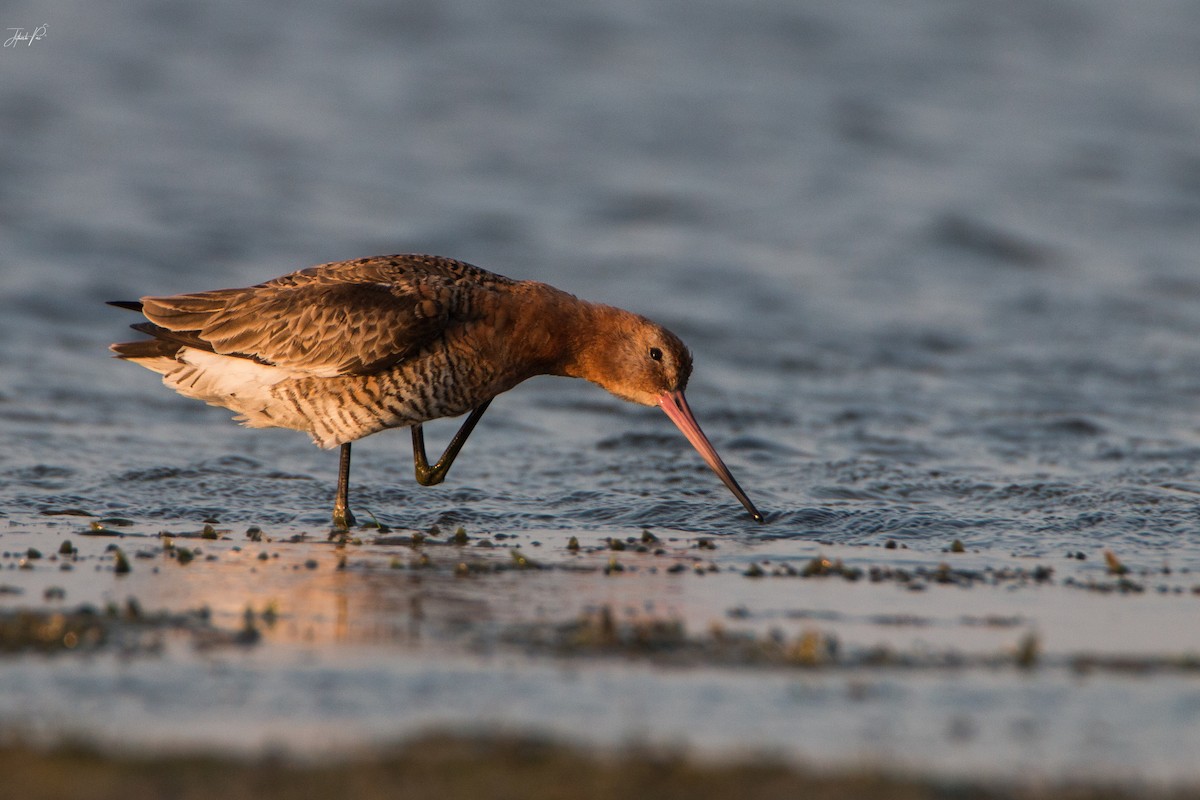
{"left": 1, "top": 516, "right": 1198, "bottom": 797}
{"left": 6, "top": 734, "right": 1199, "bottom": 800}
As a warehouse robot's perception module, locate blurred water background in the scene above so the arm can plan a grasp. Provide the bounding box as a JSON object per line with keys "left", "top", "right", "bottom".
{"left": 3, "top": 0, "right": 1200, "bottom": 787}
{"left": 5, "top": 0, "right": 1200, "bottom": 543}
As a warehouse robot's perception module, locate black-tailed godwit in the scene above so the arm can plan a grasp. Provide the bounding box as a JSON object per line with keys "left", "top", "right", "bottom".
{"left": 110, "top": 254, "right": 763, "bottom": 528}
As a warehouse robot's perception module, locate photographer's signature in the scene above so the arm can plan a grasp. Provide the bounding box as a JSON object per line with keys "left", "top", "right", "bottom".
{"left": 4, "top": 24, "right": 48, "bottom": 47}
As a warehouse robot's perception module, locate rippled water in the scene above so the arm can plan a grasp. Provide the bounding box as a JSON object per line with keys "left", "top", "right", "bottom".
{"left": 3, "top": 0, "right": 1200, "bottom": 785}
{"left": 4, "top": 0, "right": 1200, "bottom": 547}
{"left": 5, "top": 0, "right": 1200, "bottom": 546}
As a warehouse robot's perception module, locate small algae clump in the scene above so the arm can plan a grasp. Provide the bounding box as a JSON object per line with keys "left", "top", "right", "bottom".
{"left": 558, "top": 606, "right": 687, "bottom": 654}
{"left": 1015, "top": 630, "right": 1040, "bottom": 669}
{"left": 785, "top": 629, "right": 831, "bottom": 667}
{"left": 356, "top": 510, "right": 389, "bottom": 532}
{"left": 511, "top": 550, "right": 543, "bottom": 570}
{"left": 237, "top": 605, "right": 262, "bottom": 645}
{"left": 260, "top": 601, "right": 279, "bottom": 628}
{"left": 1104, "top": 550, "right": 1128, "bottom": 576}
{"left": 800, "top": 556, "right": 863, "bottom": 581}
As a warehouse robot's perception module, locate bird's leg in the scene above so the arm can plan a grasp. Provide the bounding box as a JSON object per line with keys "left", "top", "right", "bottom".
{"left": 411, "top": 399, "right": 493, "bottom": 486}
{"left": 332, "top": 442, "right": 357, "bottom": 531}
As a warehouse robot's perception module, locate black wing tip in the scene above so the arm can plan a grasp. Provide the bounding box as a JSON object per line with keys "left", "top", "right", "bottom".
{"left": 108, "top": 300, "right": 144, "bottom": 312}
{"left": 110, "top": 338, "right": 182, "bottom": 360}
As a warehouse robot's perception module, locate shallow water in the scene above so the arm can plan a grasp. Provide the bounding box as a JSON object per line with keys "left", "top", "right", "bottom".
{"left": 3, "top": 0, "right": 1200, "bottom": 787}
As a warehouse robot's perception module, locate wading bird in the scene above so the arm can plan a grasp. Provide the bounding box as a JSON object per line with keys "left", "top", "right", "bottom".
{"left": 110, "top": 254, "right": 762, "bottom": 529}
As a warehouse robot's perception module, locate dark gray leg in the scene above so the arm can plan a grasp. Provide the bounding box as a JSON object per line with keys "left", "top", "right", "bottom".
{"left": 332, "top": 442, "right": 357, "bottom": 530}
{"left": 411, "top": 400, "right": 492, "bottom": 486}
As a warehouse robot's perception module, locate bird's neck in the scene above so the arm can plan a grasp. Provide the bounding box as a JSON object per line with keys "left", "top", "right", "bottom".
{"left": 507, "top": 282, "right": 623, "bottom": 385}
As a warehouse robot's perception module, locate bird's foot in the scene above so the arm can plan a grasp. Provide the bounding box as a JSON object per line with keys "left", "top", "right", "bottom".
{"left": 413, "top": 463, "right": 446, "bottom": 487}
{"left": 332, "top": 505, "right": 357, "bottom": 533}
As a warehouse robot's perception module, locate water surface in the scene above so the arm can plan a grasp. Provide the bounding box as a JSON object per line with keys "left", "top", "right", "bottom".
{"left": 2, "top": 0, "right": 1200, "bottom": 787}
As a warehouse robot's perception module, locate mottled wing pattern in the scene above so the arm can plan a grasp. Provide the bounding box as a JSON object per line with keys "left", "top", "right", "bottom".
{"left": 137, "top": 254, "right": 513, "bottom": 377}
{"left": 292, "top": 253, "right": 518, "bottom": 289}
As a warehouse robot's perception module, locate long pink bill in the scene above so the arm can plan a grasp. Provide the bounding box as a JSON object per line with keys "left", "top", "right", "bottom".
{"left": 658, "top": 390, "right": 764, "bottom": 523}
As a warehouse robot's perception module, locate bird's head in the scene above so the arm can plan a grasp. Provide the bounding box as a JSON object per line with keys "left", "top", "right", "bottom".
{"left": 570, "top": 307, "right": 763, "bottom": 523}
{"left": 579, "top": 311, "right": 693, "bottom": 406}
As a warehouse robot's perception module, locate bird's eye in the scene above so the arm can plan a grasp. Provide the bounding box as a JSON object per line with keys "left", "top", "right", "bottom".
{"left": 649, "top": 346, "right": 663, "bottom": 361}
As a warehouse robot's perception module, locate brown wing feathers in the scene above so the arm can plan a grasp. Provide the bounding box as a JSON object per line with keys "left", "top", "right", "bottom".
{"left": 107, "top": 254, "right": 495, "bottom": 376}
